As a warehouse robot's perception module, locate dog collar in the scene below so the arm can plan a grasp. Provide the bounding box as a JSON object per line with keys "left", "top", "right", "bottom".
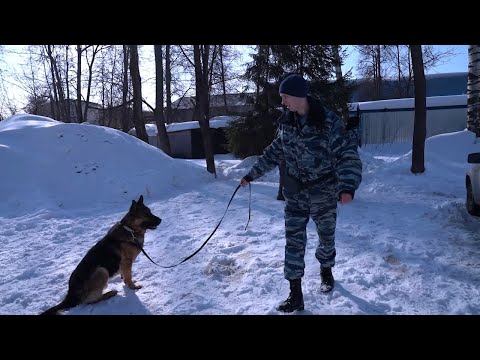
{"left": 123, "top": 224, "right": 135, "bottom": 233}
{"left": 122, "top": 224, "right": 137, "bottom": 241}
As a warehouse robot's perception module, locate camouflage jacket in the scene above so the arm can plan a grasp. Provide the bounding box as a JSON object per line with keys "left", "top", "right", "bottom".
{"left": 245, "top": 96, "right": 362, "bottom": 196}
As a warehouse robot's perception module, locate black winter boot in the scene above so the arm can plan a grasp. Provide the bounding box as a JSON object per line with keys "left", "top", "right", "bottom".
{"left": 277, "top": 278, "right": 304, "bottom": 313}
{"left": 277, "top": 184, "right": 285, "bottom": 201}
{"left": 320, "top": 267, "right": 334, "bottom": 293}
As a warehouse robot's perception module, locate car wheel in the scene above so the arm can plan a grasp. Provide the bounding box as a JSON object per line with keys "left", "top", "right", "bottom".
{"left": 466, "top": 181, "right": 480, "bottom": 216}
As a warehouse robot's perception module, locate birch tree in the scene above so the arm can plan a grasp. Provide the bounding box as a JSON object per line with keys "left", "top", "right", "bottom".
{"left": 467, "top": 45, "right": 480, "bottom": 137}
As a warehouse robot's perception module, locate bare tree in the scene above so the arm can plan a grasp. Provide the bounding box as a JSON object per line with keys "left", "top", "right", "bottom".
{"left": 0, "top": 47, "right": 7, "bottom": 119}
{"left": 421, "top": 45, "right": 457, "bottom": 71}
{"left": 51, "top": 46, "right": 68, "bottom": 121}
{"left": 35, "top": 45, "right": 72, "bottom": 121}
{"left": 64, "top": 45, "right": 71, "bottom": 121}
{"left": 151, "top": 45, "right": 195, "bottom": 123}
{"left": 356, "top": 45, "right": 385, "bottom": 100}
{"left": 0, "top": 45, "right": 18, "bottom": 119}
{"left": 129, "top": 45, "right": 148, "bottom": 143}
{"left": 14, "top": 46, "right": 50, "bottom": 116}
{"left": 383, "top": 45, "right": 457, "bottom": 98}
{"left": 467, "top": 45, "right": 480, "bottom": 137}
{"left": 382, "top": 45, "right": 412, "bottom": 97}
{"left": 94, "top": 46, "right": 126, "bottom": 128}
{"left": 410, "top": 45, "right": 426, "bottom": 174}
{"left": 21, "top": 48, "right": 50, "bottom": 115}
{"left": 76, "top": 45, "right": 85, "bottom": 123}
{"left": 193, "top": 45, "right": 216, "bottom": 175}
{"left": 165, "top": 45, "right": 173, "bottom": 124}
{"left": 83, "top": 45, "right": 107, "bottom": 123}
{"left": 219, "top": 45, "right": 229, "bottom": 114}
{"left": 121, "top": 45, "right": 130, "bottom": 132}
{"left": 174, "top": 45, "right": 242, "bottom": 121}
{"left": 153, "top": 45, "right": 171, "bottom": 155}
{"left": 44, "top": 45, "right": 62, "bottom": 120}
{"left": 209, "top": 45, "right": 243, "bottom": 109}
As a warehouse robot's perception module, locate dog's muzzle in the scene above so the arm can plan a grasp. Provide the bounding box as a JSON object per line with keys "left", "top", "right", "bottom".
{"left": 146, "top": 217, "right": 161, "bottom": 230}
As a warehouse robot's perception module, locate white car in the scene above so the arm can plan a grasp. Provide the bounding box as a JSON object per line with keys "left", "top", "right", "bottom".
{"left": 466, "top": 152, "right": 480, "bottom": 216}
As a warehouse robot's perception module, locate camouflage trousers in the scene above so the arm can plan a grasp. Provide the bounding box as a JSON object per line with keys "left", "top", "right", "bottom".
{"left": 282, "top": 179, "right": 337, "bottom": 280}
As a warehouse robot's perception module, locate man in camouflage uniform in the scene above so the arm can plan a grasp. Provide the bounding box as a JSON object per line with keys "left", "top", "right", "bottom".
{"left": 240, "top": 74, "right": 362, "bottom": 313}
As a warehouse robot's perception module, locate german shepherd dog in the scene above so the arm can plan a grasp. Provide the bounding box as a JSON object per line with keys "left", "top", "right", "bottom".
{"left": 40, "top": 195, "right": 161, "bottom": 315}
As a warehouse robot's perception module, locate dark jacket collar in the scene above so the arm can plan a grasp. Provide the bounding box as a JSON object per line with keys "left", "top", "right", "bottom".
{"left": 278, "top": 95, "right": 326, "bottom": 128}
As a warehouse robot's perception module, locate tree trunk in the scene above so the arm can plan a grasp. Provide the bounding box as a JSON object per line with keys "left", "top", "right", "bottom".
{"left": 129, "top": 45, "right": 148, "bottom": 143}
{"left": 165, "top": 45, "right": 173, "bottom": 124}
{"left": 219, "top": 45, "right": 229, "bottom": 114}
{"left": 154, "top": 45, "right": 171, "bottom": 155}
{"left": 49, "top": 94, "right": 56, "bottom": 120}
{"left": 108, "top": 46, "right": 118, "bottom": 128}
{"left": 84, "top": 46, "right": 99, "bottom": 124}
{"left": 76, "top": 45, "right": 83, "bottom": 123}
{"left": 121, "top": 45, "right": 130, "bottom": 132}
{"left": 64, "top": 45, "right": 71, "bottom": 121}
{"left": 410, "top": 45, "right": 426, "bottom": 174}
{"left": 467, "top": 45, "right": 480, "bottom": 137}
{"left": 375, "top": 45, "right": 382, "bottom": 100}
{"left": 395, "top": 45, "right": 402, "bottom": 97}
{"left": 100, "top": 64, "right": 106, "bottom": 126}
{"left": 50, "top": 48, "right": 67, "bottom": 121}
{"left": 194, "top": 45, "right": 216, "bottom": 175}
{"left": 46, "top": 46, "right": 59, "bottom": 120}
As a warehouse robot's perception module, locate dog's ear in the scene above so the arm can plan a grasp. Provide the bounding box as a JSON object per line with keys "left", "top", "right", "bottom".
{"left": 138, "top": 195, "right": 144, "bottom": 205}
{"left": 130, "top": 200, "right": 137, "bottom": 212}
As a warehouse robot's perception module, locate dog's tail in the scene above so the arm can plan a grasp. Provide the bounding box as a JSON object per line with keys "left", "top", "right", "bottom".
{"left": 39, "top": 295, "right": 78, "bottom": 315}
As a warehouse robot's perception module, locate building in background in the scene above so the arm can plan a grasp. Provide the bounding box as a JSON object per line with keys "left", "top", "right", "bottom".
{"left": 129, "top": 116, "right": 238, "bottom": 158}
{"left": 349, "top": 95, "right": 467, "bottom": 145}
{"left": 169, "top": 93, "right": 255, "bottom": 123}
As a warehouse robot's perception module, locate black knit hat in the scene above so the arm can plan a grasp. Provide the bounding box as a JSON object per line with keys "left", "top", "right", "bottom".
{"left": 279, "top": 74, "right": 308, "bottom": 98}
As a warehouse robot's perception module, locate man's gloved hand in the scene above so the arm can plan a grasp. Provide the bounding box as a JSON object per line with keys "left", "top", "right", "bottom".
{"left": 240, "top": 175, "right": 253, "bottom": 187}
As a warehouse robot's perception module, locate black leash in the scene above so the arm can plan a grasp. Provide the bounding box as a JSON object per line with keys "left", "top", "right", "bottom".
{"left": 125, "top": 183, "right": 251, "bottom": 269}
{"left": 121, "top": 225, "right": 163, "bottom": 266}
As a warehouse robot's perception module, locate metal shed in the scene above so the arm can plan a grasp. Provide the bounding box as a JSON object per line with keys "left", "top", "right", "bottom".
{"left": 349, "top": 95, "right": 467, "bottom": 145}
